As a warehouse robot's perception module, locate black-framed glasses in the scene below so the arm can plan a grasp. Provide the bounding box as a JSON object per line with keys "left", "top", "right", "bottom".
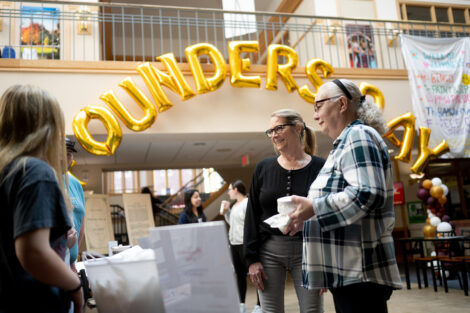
{"left": 265, "top": 123, "right": 295, "bottom": 137}
{"left": 314, "top": 95, "right": 342, "bottom": 113}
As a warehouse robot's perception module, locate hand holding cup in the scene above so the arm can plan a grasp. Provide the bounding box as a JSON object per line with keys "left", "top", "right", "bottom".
{"left": 220, "top": 200, "right": 230, "bottom": 215}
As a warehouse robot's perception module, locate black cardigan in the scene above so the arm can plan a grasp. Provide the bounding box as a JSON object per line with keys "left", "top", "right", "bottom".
{"left": 243, "top": 155, "right": 325, "bottom": 266}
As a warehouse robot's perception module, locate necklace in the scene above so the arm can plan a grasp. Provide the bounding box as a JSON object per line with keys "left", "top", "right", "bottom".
{"left": 281, "top": 154, "right": 310, "bottom": 170}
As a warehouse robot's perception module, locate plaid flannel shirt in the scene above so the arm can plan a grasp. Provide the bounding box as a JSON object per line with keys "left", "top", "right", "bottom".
{"left": 303, "top": 120, "right": 402, "bottom": 290}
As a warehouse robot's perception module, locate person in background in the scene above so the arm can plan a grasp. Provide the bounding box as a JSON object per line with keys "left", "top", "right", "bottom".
{"left": 220, "top": 180, "right": 261, "bottom": 313}
{"left": 66, "top": 138, "right": 85, "bottom": 274}
{"left": 141, "top": 186, "right": 162, "bottom": 219}
{"left": 178, "top": 189, "right": 207, "bottom": 224}
{"left": 244, "top": 109, "right": 325, "bottom": 313}
{"left": 284, "top": 79, "right": 402, "bottom": 313}
{"left": 0, "top": 85, "right": 84, "bottom": 313}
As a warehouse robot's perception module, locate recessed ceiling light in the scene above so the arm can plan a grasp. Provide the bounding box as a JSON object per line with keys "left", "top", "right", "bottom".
{"left": 193, "top": 142, "right": 206, "bottom": 146}
{"left": 216, "top": 148, "right": 232, "bottom": 153}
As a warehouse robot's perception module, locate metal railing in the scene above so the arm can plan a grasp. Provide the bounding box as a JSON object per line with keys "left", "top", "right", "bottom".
{"left": 1, "top": 0, "right": 469, "bottom": 69}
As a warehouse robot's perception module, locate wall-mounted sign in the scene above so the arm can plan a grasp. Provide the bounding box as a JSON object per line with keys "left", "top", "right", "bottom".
{"left": 406, "top": 201, "right": 426, "bottom": 224}
{"left": 393, "top": 182, "right": 405, "bottom": 205}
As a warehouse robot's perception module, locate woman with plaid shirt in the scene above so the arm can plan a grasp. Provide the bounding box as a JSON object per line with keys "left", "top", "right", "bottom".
{"left": 284, "top": 79, "right": 402, "bottom": 313}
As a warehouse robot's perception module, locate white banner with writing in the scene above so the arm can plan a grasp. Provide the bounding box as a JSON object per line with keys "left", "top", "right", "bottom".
{"left": 401, "top": 34, "right": 470, "bottom": 158}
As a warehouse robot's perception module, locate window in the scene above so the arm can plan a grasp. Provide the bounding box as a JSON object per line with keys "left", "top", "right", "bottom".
{"left": 404, "top": 5, "right": 431, "bottom": 22}
{"left": 181, "top": 169, "right": 195, "bottom": 189}
{"left": 400, "top": 2, "right": 470, "bottom": 39}
{"left": 400, "top": 2, "right": 469, "bottom": 24}
{"left": 167, "top": 169, "right": 180, "bottom": 195}
{"left": 453, "top": 9, "right": 466, "bottom": 24}
{"left": 154, "top": 170, "right": 166, "bottom": 195}
{"left": 435, "top": 7, "right": 449, "bottom": 23}
{"left": 114, "top": 171, "right": 122, "bottom": 193}
{"left": 105, "top": 168, "right": 225, "bottom": 196}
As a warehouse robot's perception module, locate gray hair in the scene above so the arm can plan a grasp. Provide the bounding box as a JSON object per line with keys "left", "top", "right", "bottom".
{"left": 327, "top": 79, "right": 388, "bottom": 135}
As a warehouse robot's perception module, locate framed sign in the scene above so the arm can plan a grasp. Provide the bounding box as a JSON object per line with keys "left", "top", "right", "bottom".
{"left": 345, "top": 24, "right": 377, "bottom": 68}
{"left": 83, "top": 194, "right": 115, "bottom": 254}
{"left": 122, "top": 194, "right": 155, "bottom": 246}
{"left": 406, "top": 201, "right": 426, "bottom": 224}
{"left": 393, "top": 182, "right": 405, "bottom": 205}
{"left": 20, "top": 6, "right": 60, "bottom": 59}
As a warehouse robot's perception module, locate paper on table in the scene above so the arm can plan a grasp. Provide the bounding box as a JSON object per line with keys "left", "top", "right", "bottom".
{"left": 149, "top": 221, "right": 239, "bottom": 313}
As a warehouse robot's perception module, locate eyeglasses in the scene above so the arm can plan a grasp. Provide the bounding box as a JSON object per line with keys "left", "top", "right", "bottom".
{"left": 314, "top": 95, "right": 342, "bottom": 112}
{"left": 265, "top": 123, "right": 295, "bottom": 137}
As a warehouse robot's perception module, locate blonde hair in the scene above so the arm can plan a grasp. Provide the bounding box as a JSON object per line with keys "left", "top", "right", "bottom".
{"left": 0, "top": 85, "right": 69, "bottom": 206}
{"left": 271, "top": 109, "right": 316, "bottom": 155}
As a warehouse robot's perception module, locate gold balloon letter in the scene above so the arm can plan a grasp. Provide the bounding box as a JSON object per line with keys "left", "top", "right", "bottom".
{"left": 72, "top": 105, "right": 122, "bottom": 156}
{"left": 359, "top": 82, "right": 385, "bottom": 110}
{"left": 298, "top": 59, "right": 334, "bottom": 103}
{"left": 384, "top": 112, "right": 416, "bottom": 163}
{"left": 266, "top": 44, "right": 299, "bottom": 92}
{"left": 410, "top": 127, "right": 450, "bottom": 174}
{"left": 136, "top": 54, "right": 195, "bottom": 112}
{"left": 100, "top": 78, "right": 157, "bottom": 132}
{"left": 185, "top": 43, "right": 226, "bottom": 94}
{"left": 228, "top": 41, "right": 261, "bottom": 88}
{"left": 68, "top": 160, "right": 86, "bottom": 186}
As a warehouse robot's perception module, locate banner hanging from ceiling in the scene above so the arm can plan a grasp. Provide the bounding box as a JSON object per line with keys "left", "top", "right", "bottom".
{"left": 401, "top": 34, "right": 470, "bottom": 158}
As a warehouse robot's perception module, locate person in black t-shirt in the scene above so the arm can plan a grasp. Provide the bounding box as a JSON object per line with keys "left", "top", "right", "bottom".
{"left": 243, "top": 109, "right": 326, "bottom": 313}
{"left": 141, "top": 186, "right": 162, "bottom": 218}
{"left": 0, "top": 85, "right": 84, "bottom": 313}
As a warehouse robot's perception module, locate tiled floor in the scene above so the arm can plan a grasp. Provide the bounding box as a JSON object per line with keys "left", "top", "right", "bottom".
{"left": 243, "top": 274, "right": 470, "bottom": 313}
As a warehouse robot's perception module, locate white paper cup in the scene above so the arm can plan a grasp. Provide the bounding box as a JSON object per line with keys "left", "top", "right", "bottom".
{"left": 277, "top": 196, "right": 295, "bottom": 215}
{"left": 220, "top": 200, "right": 230, "bottom": 214}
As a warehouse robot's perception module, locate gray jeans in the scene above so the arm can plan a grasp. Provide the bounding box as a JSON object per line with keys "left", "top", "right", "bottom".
{"left": 258, "top": 236, "right": 323, "bottom": 313}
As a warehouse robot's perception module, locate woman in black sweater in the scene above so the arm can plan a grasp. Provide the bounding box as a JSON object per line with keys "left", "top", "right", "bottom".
{"left": 244, "top": 109, "right": 325, "bottom": 313}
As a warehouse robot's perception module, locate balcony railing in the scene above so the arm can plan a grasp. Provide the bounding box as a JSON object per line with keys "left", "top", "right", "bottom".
{"left": 1, "top": 0, "right": 469, "bottom": 69}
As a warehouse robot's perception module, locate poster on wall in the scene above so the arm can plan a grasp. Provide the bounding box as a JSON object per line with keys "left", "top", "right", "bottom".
{"left": 346, "top": 24, "right": 377, "bottom": 69}
{"left": 406, "top": 201, "right": 426, "bottom": 224}
{"left": 20, "top": 6, "right": 60, "bottom": 60}
{"left": 401, "top": 35, "right": 470, "bottom": 158}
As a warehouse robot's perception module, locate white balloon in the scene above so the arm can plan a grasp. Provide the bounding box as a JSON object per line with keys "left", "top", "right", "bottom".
{"left": 430, "top": 216, "right": 441, "bottom": 227}
{"left": 437, "top": 221, "right": 452, "bottom": 232}
{"left": 431, "top": 177, "right": 442, "bottom": 186}
{"left": 428, "top": 213, "right": 435, "bottom": 219}
{"left": 441, "top": 184, "right": 449, "bottom": 196}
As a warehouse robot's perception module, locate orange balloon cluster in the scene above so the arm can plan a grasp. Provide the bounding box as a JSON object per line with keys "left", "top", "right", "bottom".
{"left": 419, "top": 177, "right": 453, "bottom": 237}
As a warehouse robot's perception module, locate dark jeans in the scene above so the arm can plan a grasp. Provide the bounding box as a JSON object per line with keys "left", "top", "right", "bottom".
{"left": 330, "top": 282, "right": 393, "bottom": 313}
